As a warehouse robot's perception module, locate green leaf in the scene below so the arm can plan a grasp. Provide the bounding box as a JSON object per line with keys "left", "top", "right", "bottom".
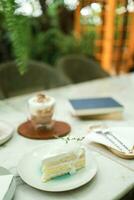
{"left": 1, "top": 0, "right": 30, "bottom": 74}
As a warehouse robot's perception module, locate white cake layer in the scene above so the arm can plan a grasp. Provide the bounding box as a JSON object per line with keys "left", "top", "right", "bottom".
{"left": 42, "top": 157, "right": 85, "bottom": 182}
{"left": 41, "top": 144, "right": 85, "bottom": 182}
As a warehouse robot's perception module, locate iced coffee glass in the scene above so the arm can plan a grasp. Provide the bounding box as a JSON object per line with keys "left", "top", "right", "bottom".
{"left": 28, "top": 93, "right": 55, "bottom": 130}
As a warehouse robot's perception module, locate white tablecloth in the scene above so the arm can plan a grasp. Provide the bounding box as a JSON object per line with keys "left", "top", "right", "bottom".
{"left": 0, "top": 73, "right": 134, "bottom": 200}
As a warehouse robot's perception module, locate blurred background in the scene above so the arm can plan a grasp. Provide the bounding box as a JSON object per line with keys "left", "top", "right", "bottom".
{"left": 0, "top": 0, "right": 134, "bottom": 98}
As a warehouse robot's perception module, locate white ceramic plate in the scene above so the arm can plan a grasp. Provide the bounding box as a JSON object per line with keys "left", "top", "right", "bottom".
{"left": 0, "top": 120, "right": 14, "bottom": 145}
{"left": 17, "top": 142, "right": 97, "bottom": 192}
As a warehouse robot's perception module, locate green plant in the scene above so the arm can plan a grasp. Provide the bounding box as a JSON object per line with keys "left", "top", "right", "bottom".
{"left": 31, "top": 28, "right": 62, "bottom": 65}
{"left": 0, "top": 0, "right": 97, "bottom": 71}
{"left": 31, "top": 26, "right": 96, "bottom": 65}
{"left": 79, "top": 31, "right": 96, "bottom": 56}
{"left": 1, "top": 0, "right": 30, "bottom": 74}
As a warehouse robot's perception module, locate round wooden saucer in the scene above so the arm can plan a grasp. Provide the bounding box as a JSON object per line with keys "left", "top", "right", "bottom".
{"left": 18, "top": 120, "right": 71, "bottom": 139}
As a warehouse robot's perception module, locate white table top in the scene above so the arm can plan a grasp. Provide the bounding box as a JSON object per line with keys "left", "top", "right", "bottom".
{"left": 0, "top": 73, "right": 134, "bottom": 200}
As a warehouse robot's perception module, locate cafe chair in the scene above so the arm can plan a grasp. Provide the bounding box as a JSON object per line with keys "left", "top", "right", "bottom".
{"left": 0, "top": 88, "right": 5, "bottom": 99}
{"left": 0, "top": 60, "right": 71, "bottom": 98}
{"left": 56, "top": 54, "right": 109, "bottom": 83}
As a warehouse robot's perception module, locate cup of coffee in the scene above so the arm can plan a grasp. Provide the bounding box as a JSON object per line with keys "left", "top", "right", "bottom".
{"left": 28, "top": 93, "right": 55, "bottom": 130}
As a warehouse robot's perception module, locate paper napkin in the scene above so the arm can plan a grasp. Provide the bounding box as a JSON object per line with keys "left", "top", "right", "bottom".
{"left": 84, "top": 127, "right": 134, "bottom": 153}
{"left": 0, "top": 175, "right": 13, "bottom": 200}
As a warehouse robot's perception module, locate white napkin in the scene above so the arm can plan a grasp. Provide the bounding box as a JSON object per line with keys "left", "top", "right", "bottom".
{"left": 0, "top": 175, "right": 13, "bottom": 200}
{"left": 84, "top": 127, "right": 134, "bottom": 153}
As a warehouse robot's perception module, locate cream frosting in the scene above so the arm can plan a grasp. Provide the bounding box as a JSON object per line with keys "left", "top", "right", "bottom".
{"left": 28, "top": 93, "right": 55, "bottom": 114}
{"left": 42, "top": 142, "right": 85, "bottom": 168}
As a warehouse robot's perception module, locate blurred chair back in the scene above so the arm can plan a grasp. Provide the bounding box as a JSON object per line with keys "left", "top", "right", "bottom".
{"left": 56, "top": 54, "right": 109, "bottom": 83}
{"left": 0, "top": 60, "right": 70, "bottom": 98}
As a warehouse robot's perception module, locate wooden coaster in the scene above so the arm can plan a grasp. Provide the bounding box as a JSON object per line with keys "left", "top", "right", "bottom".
{"left": 18, "top": 120, "right": 71, "bottom": 139}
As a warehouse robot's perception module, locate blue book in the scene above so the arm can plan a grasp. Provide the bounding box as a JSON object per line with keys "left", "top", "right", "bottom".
{"left": 69, "top": 97, "right": 123, "bottom": 116}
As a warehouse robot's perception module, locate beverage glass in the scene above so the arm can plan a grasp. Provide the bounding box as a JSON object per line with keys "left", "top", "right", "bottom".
{"left": 28, "top": 93, "right": 55, "bottom": 130}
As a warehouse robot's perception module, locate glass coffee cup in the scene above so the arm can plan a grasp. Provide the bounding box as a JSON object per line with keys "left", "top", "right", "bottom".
{"left": 28, "top": 93, "right": 55, "bottom": 130}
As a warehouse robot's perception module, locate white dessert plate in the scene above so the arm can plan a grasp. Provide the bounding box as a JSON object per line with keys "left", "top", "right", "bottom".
{"left": 17, "top": 142, "right": 97, "bottom": 192}
{"left": 0, "top": 120, "right": 14, "bottom": 145}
